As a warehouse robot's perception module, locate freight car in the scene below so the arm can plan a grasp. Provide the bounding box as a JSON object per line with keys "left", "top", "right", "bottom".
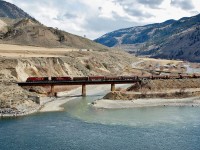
{"left": 192, "top": 74, "right": 200, "bottom": 78}
{"left": 89, "top": 76, "right": 105, "bottom": 81}
{"left": 121, "top": 76, "right": 139, "bottom": 80}
{"left": 105, "top": 76, "right": 122, "bottom": 81}
{"left": 73, "top": 77, "right": 89, "bottom": 81}
{"left": 151, "top": 75, "right": 169, "bottom": 80}
{"left": 51, "top": 77, "right": 72, "bottom": 81}
{"left": 179, "top": 74, "right": 191, "bottom": 79}
{"left": 139, "top": 75, "right": 151, "bottom": 80}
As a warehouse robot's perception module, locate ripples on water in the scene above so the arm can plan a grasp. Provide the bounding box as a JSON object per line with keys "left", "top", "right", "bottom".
{"left": 1, "top": 94, "right": 200, "bottom": 150}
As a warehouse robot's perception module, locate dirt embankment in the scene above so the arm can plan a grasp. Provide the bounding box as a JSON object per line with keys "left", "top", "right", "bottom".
{"left": 104, "top": 79, "right": 200, "bottom": 100}
{"left": 128, "top": 79, "right": 200, "bottom": 91}
{"left": 0, "top": 50, "right": 137, "bottom": 116}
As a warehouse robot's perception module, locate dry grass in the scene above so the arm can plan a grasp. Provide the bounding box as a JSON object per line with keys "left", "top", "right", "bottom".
{"left": 0, "top": 44, "right": 80, "bottom": 57}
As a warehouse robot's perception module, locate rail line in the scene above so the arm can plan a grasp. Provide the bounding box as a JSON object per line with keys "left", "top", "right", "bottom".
{"left": 17, "top": 74, "right": 200, "bottom": 97}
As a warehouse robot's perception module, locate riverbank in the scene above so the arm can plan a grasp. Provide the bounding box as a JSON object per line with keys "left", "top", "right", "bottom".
{"left": 92, "top": 97, "right": 200, "bottom": 109}
{"left": 40, "top": 84, "right": 130, "bottom": 112}
{"left": 0, "top": 97, "right": 55, "bottom": 118}
{"left": 39, "top": 87, "right": 82, "bottom": 112}
{"left": 0, "top": 85, "right": 115, "bottom": 118}
{"left": 0, "top": 106, "right": 40, "bottom": 118}
{"left": 2, "top": 84, "right": 200, "bottom": 118}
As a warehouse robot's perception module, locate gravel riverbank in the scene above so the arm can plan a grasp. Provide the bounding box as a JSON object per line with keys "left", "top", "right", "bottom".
{"left": 40, "top": 84, "right": 129, "bottom": 112}
{"left": 92, "top": 97, "right": 200, "bottom": 109}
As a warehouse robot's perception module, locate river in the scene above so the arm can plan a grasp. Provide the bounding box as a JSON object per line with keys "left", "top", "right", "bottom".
{"left": 1, "top": 90, "right": 200, "bottom": 150}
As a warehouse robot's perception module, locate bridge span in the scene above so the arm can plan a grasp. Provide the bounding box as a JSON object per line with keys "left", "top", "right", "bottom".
{"left": 17, "top": 74, "right": 200, "bottom": 97}
{"left": 18, "top": 79, "right": 141, "bottom": 96}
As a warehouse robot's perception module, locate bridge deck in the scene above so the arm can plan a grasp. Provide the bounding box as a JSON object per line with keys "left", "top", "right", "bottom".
{"left": 17, "top": 79, "right": 141, "bottom": 86}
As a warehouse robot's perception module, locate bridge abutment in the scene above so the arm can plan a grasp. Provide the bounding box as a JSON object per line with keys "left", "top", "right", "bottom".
{"left": 82, "top": 84, "right": 86, "bottom": 97}
{"left": 111, "top": 84, "right": 115, "bottom": 92}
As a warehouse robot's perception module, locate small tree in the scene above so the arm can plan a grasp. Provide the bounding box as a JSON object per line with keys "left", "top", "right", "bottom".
{"left": 59, "top": 35, "right": 65, "bottom": 42}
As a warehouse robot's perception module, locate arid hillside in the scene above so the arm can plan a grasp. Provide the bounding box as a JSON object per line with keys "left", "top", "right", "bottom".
{"left": 0, "top": 18, "right": 108, "bottom": 50}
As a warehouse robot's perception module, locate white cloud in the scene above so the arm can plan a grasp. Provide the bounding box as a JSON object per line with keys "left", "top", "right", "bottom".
{"left": 3, "top": 0, "right": 200, "bottom": 39}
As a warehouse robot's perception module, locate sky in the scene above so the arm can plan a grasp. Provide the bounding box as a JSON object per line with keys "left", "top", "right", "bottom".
{"left": 3, "top": 0, "right": 200, "bottom": 39}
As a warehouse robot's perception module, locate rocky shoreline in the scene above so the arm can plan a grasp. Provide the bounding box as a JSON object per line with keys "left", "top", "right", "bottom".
{"left": 0, "top": 107, "right": 40, "bottom": 118}
{"left": 0, "top": 97, "right": 55, "bottom": 118}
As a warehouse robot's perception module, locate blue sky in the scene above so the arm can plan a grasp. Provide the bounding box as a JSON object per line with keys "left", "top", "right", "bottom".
{"left": 4, "top": 0, "right": 200, "bottom": 39}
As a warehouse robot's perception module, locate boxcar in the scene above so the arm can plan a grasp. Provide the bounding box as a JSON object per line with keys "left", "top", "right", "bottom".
{"left": 89, "top": 76, "right": 105, "bottom": 81}
{"left": 168, "top": 75, "right": 179, "bottom": 79}
{"left": 105, "top": 76, "right": 121, "bottom": 81}
{"left": 51, "top": 77, "right": 72, "bottom": 81}
{"left": 121, "top": 76, "right": 138, "bottom": 80}
{"left": 151, "top": 75, "right": 168, "bottom": 80}
{"left": 73, "top": 77, "right": 89, "bottom": 81}
{"left": 180, "top": 74, "right": 192, "bottom": 79}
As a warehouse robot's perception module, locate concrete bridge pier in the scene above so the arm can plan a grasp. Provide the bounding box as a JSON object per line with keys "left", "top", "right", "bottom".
{"left": 50, "top": 85, "right": 55, "bottom": 96}
{"left": 111, "top": 84, "right": 115, "bottom": 92}
{"left": 82, "top": 84, "right": 86, "bottom": 97}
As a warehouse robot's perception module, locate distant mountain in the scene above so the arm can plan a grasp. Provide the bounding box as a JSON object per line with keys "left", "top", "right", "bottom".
{"left": 0, "top": 0, "right": 33, "bottom": 19}
{"left": 95, "top": 14, "right": 200, "bottom": 62}
{"left": 0, "top": 1, "right": 108, "bottom": 50}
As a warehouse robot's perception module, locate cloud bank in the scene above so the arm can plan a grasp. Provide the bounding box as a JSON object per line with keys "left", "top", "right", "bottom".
{"left": 3, "top": 0, "right": 200, "bottom": 39}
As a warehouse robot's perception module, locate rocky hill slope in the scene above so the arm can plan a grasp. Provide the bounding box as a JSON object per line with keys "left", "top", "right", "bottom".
{"left": 95, "top": 14, "right": 200, "bottom": 62}
{"left": 0, "top": 1, "right": 33, "bottom": 19}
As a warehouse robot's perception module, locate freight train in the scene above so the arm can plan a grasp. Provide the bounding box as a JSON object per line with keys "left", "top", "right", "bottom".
{"left": 26, "top": 74, "right": 200, "bottom": 82}
{"left": 26, "top": 76, "right": 139, "bottom": 82}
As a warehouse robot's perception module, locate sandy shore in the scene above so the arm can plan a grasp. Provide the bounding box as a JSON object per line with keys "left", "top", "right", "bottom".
{"left": 39, "top": 84, "right": 130, "bottom": 112}
{"left": 39, "top": 87, "right": 82, "bottom": 112}
{"left": 92, "top": 97, "right": 200, "bottom": 109}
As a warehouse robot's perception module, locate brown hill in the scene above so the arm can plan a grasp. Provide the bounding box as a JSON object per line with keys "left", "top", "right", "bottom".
{"left": 0, "top": 18, "right": 108, "bottom": 50}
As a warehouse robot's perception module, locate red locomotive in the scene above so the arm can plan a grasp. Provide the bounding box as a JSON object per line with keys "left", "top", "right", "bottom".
{"left": 26, "top": 77, "right": 49, "bottom": 82}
